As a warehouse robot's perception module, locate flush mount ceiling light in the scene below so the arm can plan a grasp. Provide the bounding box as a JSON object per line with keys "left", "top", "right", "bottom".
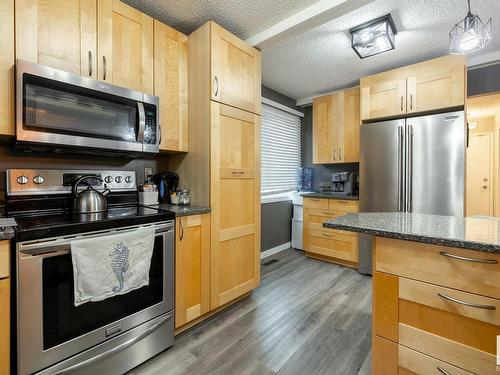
{"left": 449, "top": 0, "right": 492, "bottom": 54}
{"left": 349, "top": 14, "right": 397, "bottom": 59}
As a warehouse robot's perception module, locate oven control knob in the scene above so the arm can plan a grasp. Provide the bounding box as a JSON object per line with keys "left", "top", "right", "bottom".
{"left": 104, "top": 176, "right": 113, "bottom": 184}
{"left": 33, "top": 175, "right": 44, "bottom": 185}
{"left": 115, "top": 176, "right": 123, "bottom": 183}
{"left": 125, "top": 176, "right": 133, "bottom": 184}
{"left": 17, "top": 175, "right": 29, "bottom": 185}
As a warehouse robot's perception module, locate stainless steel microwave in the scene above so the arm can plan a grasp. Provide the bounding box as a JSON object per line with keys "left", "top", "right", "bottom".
{"left": 16, "top": 60, "right": 160, "bottom": 155}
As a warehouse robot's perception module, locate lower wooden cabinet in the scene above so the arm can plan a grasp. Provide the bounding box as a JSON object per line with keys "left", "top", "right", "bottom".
{"left": 372, "top": 238, "right": 500, "bottom": 375}
{"left": 303, "top": 197, "right": 359, "bottom": 267}
{"left": 0, "top": 278, "right": 9, "bottom": 375}
{"left": 175, "top": 214, "right": 210, "bottom": 328}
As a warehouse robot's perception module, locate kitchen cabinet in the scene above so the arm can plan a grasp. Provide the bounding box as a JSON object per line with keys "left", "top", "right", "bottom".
{"left": 372, "top": 237, "right": 499, "bottom": 374}
{"left": 154, "top": 21, "right": 188, "bottom": 152}
{"left": 175, "top": 214, "right": 210, "bottom": 328}
{"left": 0, "top": 0, "right": 14, "bottom": 136}
{"left": 0, "top": 240, "right": 9, "bottom": 375}
{"left": 361, "top": 55, "right": 466, "bottom": 122}
{"left": 15, "top": 0, "right": 97, "bottom": 78}
{"left": 312, "top": 87, "right": 360, "bottom": 164}
{"left": 210, "top": 22, "right": 261, "bottom": 114}
{"left": 303, "top": 197, "right": 359, "bottom": 267}
{"left": 210, "top": 102, "right": 261, "bottom": 308}
{"left": 98, "top": 0, "right": 153, "bottom": 94}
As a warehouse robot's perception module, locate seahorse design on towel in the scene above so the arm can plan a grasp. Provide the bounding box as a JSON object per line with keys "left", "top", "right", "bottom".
{"left": 109, "top": 242, "right": 130, "bottom": 292}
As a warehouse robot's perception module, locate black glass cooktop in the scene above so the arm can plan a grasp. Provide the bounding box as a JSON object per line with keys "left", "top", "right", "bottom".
{"left": 13, "top": 205, "right": 175, "bottom": 242}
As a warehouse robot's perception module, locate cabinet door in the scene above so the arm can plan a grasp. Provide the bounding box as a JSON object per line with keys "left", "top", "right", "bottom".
{"left": 407, "top": 60, "right": 465, "bottom": 114}
{"left": 154, "top": 21, "right": 188, "bottom": 152}
{"left": 175, "top": 214, "right": 210, "bottom": 328}
{"left": 211, "top": 23, "right": 261, "bottom": 115}
{"left": 16, "top": 0, "right": 97, "bottom": 77}
{"left": 338, "top": 87, "right": 360, "bottom": 163}
{"left": 0, "top": 278, "right": 9, "bottom": 375}
{"left": 211, "top": 103, "right": 260, "bottom": 308}
{"left": 0, "top": 0, "right": 14, "bottom": 136}
{"left": 360, "top": 77, "right": 406, "bottom": 121}
{"left": 98, "top": 0, "right": 153, "bottom": 94}
{"left": 312, "top": 93, "right": 338, "bottom": 164}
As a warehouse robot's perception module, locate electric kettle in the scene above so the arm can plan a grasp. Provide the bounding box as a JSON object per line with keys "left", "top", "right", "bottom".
{"left": 72, "top": 175, "right": 110, "bottom": 213}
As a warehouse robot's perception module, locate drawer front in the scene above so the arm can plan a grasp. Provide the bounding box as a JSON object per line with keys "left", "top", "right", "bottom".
{"left": 305, "top": 229, "right": 358, "bottom": 261}
{"left": 398, "top": 345, "right": 475, "bottom": 375}
{"left": 304, "top": 208, "right": 343, "bottom": 231}
{"left": 0, "top": 241, "right": 9, "bottom": 279}
{"left": 399, "top": 324, "right": 496, "bottom": 374}
{"left": 375, "top": 237, "right": 500, "bottom": 299}
{"left": 328, "top": 199, "right": 359, "bottom": 212}
{"left": 303, "top": 197, "right": 329, "bottom": 210}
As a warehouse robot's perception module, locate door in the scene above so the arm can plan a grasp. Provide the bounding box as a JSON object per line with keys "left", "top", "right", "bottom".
{"left": 211, "top": 102, "right": 260, "bottom": 308}
{"left": 211, "top": 22, "right": 261, "bottom": 115}
{"left": 154, "top": 21, "right": 188, "bottom": 152}
{"left": 98, "top": 0, "right": 153, "bottom": 94}
{"left": 312, "top": 93, "right": 338, "bottom": 164}
{"left": 467, "top": 133, "right": 493, "bottom": 216}
{"left": 360, "top": 119, "right": 405, "bottom": 212}
{"left": 338, "top": 87, "right": 360, "bottom": 162}
{"left": 175, "top": 214, "right": 210, "bottom": 328}
{"left": 360, "top": 77, "right": 406, "bottom": 121}
{"left": 406, "top": 59, "right": 465, "bottom": 114}
{"left": 0, "top": 0, "right": 14, "bottom": 136}
{"left": 15, "top": 0, "right": 97, "bottom": 78}
{"left": 408, "top": 111, "right": 465, "bottom": 216}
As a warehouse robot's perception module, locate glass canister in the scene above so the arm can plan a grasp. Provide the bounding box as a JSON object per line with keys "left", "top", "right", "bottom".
{"left": 178, "top": 189, "right": 191, "bottom": 205}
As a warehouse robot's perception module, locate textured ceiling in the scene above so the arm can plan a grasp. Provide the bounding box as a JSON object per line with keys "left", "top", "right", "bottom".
{"left": 121, "top": 0, "right": 319, "bottom": 38}
{"left": 262, "top": 0, "right": 500, "bottom": 101}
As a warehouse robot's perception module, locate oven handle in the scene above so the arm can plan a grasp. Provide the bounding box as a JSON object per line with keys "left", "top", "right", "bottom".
{"left": 137, "top": 102, "right": 146, "bottom": 143}
{"left": 53, "top": 312, "right": 173, "bottom": 375}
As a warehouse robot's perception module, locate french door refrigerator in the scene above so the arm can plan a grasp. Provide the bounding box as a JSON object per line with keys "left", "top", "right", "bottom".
{"left": 358, "top": 111, "right": 465, "bottom": 274}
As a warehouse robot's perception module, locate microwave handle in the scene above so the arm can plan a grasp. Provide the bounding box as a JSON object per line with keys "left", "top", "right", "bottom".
{"left": 137, "top": 102, "right": 145, "bottom": 143}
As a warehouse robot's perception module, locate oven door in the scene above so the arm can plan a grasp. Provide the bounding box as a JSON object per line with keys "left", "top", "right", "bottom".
{"left": 16, "top": 59, "right": 160, "bottom": 154}
{"left": 17, "top": 221, "right": 174, "bottom": 375}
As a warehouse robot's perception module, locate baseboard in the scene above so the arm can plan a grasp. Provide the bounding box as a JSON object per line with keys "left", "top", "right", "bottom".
{"left": 260, "top": 242, "right": 291, "bottom": 259}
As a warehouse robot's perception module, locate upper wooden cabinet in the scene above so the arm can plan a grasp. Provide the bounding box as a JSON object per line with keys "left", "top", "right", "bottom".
{"left": 175, "top": 214, "right": 210, "bottom": 329}
{"left": 98, "top": 0, "right": 153, "bottom": 94}
{"left": 15, "top": 0, "right": 97, "bottom": 78}
{"left": 360, "top": 55, "right": 466, "bottom": 122}
{"left": 312, "top": 86, "right": 360, "bottom": 164}
{"left": 154, "top": 21, "right": 188, "bottom": 152}
{"left": 0, "top": 0, "right": 14, "bottom": 136}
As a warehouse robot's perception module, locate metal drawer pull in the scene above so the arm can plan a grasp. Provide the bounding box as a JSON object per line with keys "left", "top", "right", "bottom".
{"left": 439, "top": 251, "right": 498, "bottom": 264}
{"left": 88, "top": 51, "right": 92, "bottom": 76}
{"left": 103, "top": 55, "right": 107, "bottom": 80}
{"left": 232, "top": 170, "right": 245, "bottom": 175}
{"left": 213, "top": 75, "right": 219, "bottom": 96}
{"left": 437, "top": 367, "right": 452, "bottom": 375}
{"left": 437, "top": 292, "right": 496, "bottom": 310}
{"left": 322, "top": 211, "right": 333, "bottom": 215}
{"left": 179, "top": 219, "right": 184, "bottom": 241}
{"left": 322, "top": 233, "right": 335, "bottom": 238}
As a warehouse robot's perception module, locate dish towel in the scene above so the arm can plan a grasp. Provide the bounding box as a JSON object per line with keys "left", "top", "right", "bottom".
{"left": 71, "top": 226, "right": 156, "bottom": 306}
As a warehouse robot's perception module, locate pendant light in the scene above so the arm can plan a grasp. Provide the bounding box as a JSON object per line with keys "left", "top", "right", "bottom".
{"left": 449, "top": 0, "right": 492, "bottom": 54}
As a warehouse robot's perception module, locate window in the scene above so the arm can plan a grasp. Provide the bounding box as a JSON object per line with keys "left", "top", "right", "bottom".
{"left": 261, "top": 100, "right": 302, "bottom": 196}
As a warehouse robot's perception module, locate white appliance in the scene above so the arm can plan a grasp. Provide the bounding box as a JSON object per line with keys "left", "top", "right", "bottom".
{"left": 292, "top": 192, "right": 304, "bottom": 250}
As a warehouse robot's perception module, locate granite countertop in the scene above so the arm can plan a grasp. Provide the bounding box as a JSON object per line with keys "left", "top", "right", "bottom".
{"left": 152, "top": 204, "right": 211, "bottom": 217}
{"left": 324, "top": 212, "right": 500, "bottom": 253}
{"left": 301, "top": 192, "right": 359, "bottom": 201}
{"left": 0, "top": 216, "right": 16, "bottom": 240}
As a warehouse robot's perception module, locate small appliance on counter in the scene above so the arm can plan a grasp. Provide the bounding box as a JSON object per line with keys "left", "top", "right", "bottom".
{"left": 331, "top": 171, "right": 358, "bottom": 195}
{"left": 154, "top": 172, "right": 179, "bottom": 204}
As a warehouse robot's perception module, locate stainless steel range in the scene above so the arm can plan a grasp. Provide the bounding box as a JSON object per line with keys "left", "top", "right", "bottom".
{"left": 6, "top": 169, "right": 175, "bottom": 375}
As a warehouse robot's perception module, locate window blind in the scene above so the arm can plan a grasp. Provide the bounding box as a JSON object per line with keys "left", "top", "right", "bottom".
{"left": 261, "top": 103, "right": 302, "bottom": 196}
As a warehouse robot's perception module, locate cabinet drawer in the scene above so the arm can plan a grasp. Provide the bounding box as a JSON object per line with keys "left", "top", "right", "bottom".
{"left": 303, "top": 197, "right": 329, "bottom": 210}
{"left": 328, "top": 199, "right": 359, "bottom": 212}
{"left": 399, "top": 345, "right": 474, "bottom": 375}
{"left": 0, "top": 241, "right": 9, "bottom": 279}
{"left": 304, "top": 208, "right": 343, "bottom": 231}
{"left": 305, "top": 229, "right": 358, "bottom": 262}
{"left": 375, "top": 237, "right": 500, "bottom": 299}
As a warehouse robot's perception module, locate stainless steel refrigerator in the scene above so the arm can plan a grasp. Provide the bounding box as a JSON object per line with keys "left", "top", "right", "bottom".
{"left": 358, "top": 111, "right": 465, "bottom": 274}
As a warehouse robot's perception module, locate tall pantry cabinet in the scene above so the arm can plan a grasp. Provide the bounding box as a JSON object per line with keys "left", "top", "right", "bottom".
{"left": 172, "top": 21, "right": 261, "bottom": 310}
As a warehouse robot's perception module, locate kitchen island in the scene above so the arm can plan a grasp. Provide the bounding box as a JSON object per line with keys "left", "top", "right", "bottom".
{"left": 324, "top": 212, "right": 500, "bottom": 375}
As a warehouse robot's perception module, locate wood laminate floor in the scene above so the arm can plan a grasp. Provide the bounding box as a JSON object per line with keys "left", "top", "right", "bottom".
{"left": 131, "top": 249, "right": 372, "bottom": 375}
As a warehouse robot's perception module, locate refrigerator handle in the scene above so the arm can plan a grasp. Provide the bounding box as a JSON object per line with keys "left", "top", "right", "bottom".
{"left": 407, "top": 125, "right": 414, "bottom": 212}
{"left": 398, "top": 125, "right": 404, "bottom": 212}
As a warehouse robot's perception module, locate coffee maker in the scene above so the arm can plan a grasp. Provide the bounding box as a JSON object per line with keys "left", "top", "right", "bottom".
{"left": 153, "top": 172, "right": 179, "bottom": 204}
{"left": 332, "top": 171, "right": 358, "bottom": 195}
